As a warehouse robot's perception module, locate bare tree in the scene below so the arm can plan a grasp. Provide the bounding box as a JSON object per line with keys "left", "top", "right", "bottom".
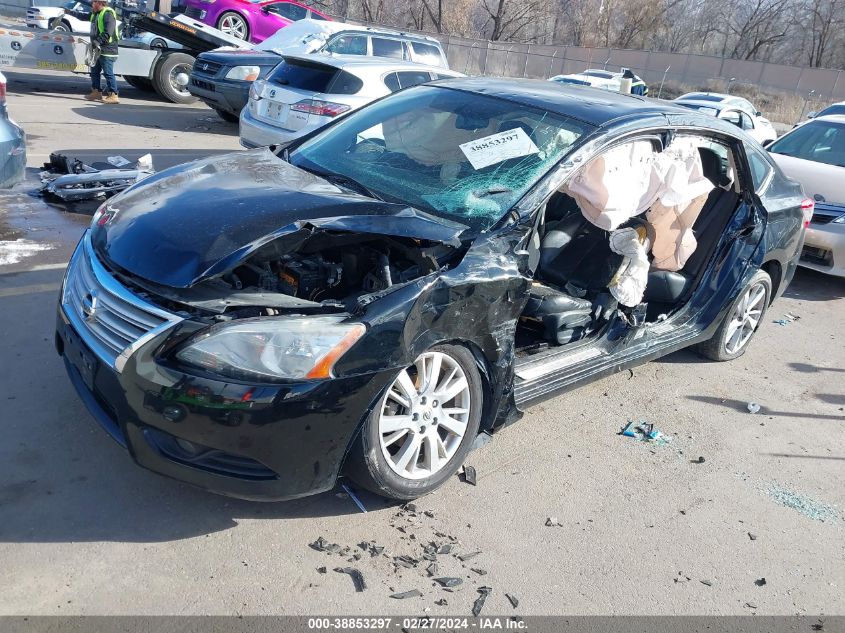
{"left": 480, "top": 0, "right": 548, "bottom": 41}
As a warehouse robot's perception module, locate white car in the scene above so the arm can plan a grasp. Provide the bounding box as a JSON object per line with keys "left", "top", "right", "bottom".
{"left": 767, "top": 114, "right": 845, "bottom": 277}
{"left": 549, "top": 69, "right": 621, "bottom": 91}
{"left": 673, "top": 98, "right": 777, "bottom": 144}
{"left": 26, "top": 1, "right": 92, "bottom": 32}
{"left": 801, "top": 101, "right": 845, "bottom": 124}
{"left": 240, "top": 55, "right": 463, "bottom": 148}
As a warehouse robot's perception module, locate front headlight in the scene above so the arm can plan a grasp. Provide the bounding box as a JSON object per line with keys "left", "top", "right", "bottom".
{"left": 225, "top": 65, "right": 261, "bottom": 81}
{"left": 175, "top": 316, "right": 366, "bottom": 381}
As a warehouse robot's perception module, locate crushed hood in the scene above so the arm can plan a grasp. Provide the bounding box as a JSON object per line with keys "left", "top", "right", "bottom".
{"left": 92, "top": 148, "right": 467, "bottom": 288}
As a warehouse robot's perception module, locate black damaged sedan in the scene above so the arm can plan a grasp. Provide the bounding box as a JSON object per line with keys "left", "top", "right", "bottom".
{"left": 57, "top": 79, "right": 809, "bottom": 500}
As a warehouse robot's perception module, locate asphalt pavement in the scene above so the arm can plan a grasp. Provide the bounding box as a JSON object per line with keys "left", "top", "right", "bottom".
{"left": 1, "top": 69, "right": 843, "bottom": 617}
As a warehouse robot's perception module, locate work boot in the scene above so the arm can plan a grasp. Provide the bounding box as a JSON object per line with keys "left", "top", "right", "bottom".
{"left": 101, "top": 93, "right": 119, "bottom": 104}
{"left": 84, "top": 89, "right": 102, "bottom": 101}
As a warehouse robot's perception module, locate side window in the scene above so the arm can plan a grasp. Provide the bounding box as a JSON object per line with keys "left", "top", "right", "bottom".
{"left": 266, "top": 2, "right": 308, "bottom": 20}
{"left": 383, "top": 72, "right": 401, "bottom": 93}
{"left": 325, "top": 35, "right": 368, "bottom": 56}
{"left": 722, "top": 110, "right": 741, "bottom": 127}
{"left": 328, "top": 70, "right": 364, "bottom": 95}
{"left": 371, "top": 37, "right": 404, "bottom": 59}
{"left": 308, "top": 9, "right": 327, "bottom": 20}
{"left": 395, "top": 71, "right": 433, "bottom": 89}
{"left": 745, "top": 145, "right": 773, "bottom": 192}
{"left": 434, "top": 73, "right": 455, "bottom": 80}
{"left": 409, "top": 41, "right": 443, "bottom": 66}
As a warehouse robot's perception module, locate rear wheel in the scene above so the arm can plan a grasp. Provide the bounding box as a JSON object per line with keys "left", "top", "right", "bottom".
{"left": 696, "top": 269, "right": 771, "bottom": 361}
{"left": 152, "top": 52, "right": 197, "bottom": 104}
{"left": 51, "top": 19, "right": 70, "bottom": 31}
{"left": 349, "top": 345, "right": 483, "bottom": 500}
{"left": 214, "top": 107, "right": 239, "bottom": 123}
{"left": 123, "top": 75, "right": 155, "bottom": 92}
{"left": 217, "top": 11, "right": 249, "bottom": 41}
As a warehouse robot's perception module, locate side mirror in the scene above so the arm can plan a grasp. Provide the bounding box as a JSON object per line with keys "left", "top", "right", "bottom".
{"left": 806, "top": 111, "right": 817, "bottom": 119}
{"left": 260, "top": 5, "right": 269, "bottom": 12}
{"left": 755, "top": 111, "right": 762, "bottom": 117}
{"left": 761, "top": 139, "right": 773, "bottom": 148}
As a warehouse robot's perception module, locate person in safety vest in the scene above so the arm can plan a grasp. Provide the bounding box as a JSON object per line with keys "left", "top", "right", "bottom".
{"left": 85, "top": 0, "right": 120, "bottom": 104}
{"left": 622, "top": 68, "right": 648, "bottom": 96}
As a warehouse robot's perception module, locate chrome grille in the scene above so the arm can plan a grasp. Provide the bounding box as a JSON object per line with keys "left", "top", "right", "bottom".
{"left": 61, "top": 233, "right": 183, "bottom": 372}
{"left": 194, "top": 60, "right": 223, "bottom": 76}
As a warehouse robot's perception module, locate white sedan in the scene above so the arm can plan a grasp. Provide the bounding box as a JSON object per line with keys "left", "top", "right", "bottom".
{"left": 673, "top": 98, "right": 777, "bottom": 144}
{"left": 549, "top": 69, "right": 621, "bottom": 92}
{"left": 767, "top": 115, "right": 845, "bottom": 277}
{"left": 26, "top": 1, "right": 92, "bottom": 32}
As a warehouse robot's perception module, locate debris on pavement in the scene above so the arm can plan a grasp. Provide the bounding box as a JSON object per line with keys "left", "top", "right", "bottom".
{"left": 433, "top": 577, "right": 463, "bottom": 588}
{"left": 393, "top": 555, "right": 418, "bottom": 569}
{"left": 745, "top": 602, "right": 758, "bottom": 609}
{"left": 692, "top": 456, "right": 706, "bottom": 464}
{"left": 764, "top": 483, "right": 840, "bottom": 522}
{"left": 457, "top": 551, "right": 481, "bottom": 561}
{"left": 620, "top": 420, "right": 670, "bottom": 444}
{"left": 426, "top": 562, "right": 438, "bottom": 577}
{"left": 462, "top": 465, "right": 477, "bottom": 486}
{"left": 334, "top": 567, "right": 367, "bottom": 592}
{"left": 38, "top": 152, "right": 154, "bottom": 203}
{"left": 106, "top": 155, "right": 131, "bottom": 167}
{"left": 700, "top": 579, "right": 713, "bottom": 586}
{"left": 755, "top": 578, "right": 767, "bottom": 586}
{"left": 341, "top": 483, "right": 368, "bottom": 513}
{"left": 470, "top": 568, "right": 487, "bottom": 575}
{"left": 317, "top": 566, "right": 327, "bottom": 574}
{"left": 748, "top": 532, "right": 758, "bottom": 541}
{"left": 472, "top": 586, "right": 492, "bottom": 616}
{"left": 773, "top": 313, "right": 801, "bottom": 326}
{"left": 506, "top": 593, "right": 519, "bottom": 608}
{"left": 310, "top": 537, "right": 342, "bottom": 553}
{"left": 390, "top": 589, "right": 423, "bottom": 599}
{"left": 435, "top": 598, "right": 448, "bottom": 606}
{"left": 747, "top": 402, "right": 762, "bottom": 414}
{"left": 545, "top": 517, "right": 563, "bottom": 527}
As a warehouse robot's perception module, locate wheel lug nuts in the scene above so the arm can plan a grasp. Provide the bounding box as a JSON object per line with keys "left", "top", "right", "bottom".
{"left": 420, "top": 396, "right": 427, "bottom": 405}
{"left": 432, "top": 400, "right": 438, "bottom": 407}
{"left": 412, "top": 413, "right": 419, "bottom": 421}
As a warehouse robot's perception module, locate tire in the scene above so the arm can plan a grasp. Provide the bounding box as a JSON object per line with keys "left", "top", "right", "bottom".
{"left": 150, "top": 37, "right": 168, "bottom": 49}
{"left": 217, "top": 11, "right": 249, "bottom": 41}
{"left": 152, "top": 52, "right": 198, "bottom": 104}
{"left": 124, "top": 75, "right": 155, "bottom": 92}
{"left": 214, "top": 107, "right": 239, "bottom": 123}
{"left": 52, "top": 19, "right": 70, "bottom": 31}
{"left": 348, "top": 344, "right": 483, "bottom": 500}
{"left": 696, "top": 269, "right": 772, "bottom": 361}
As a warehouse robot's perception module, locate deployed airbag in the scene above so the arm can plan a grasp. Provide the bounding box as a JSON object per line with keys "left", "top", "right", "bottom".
{"left": 608, "top": 226, "right": 651, "bottom": 307}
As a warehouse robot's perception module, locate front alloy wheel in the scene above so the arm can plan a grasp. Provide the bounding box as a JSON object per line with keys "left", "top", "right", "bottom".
{"left": 350, "top": 345, "right": 483, "bottom": 499}
{"left": 379, "top": 351, "right": 472, "bottom": 479}
{"left": 218, "top": 12, "right": 249, "bottom": 40}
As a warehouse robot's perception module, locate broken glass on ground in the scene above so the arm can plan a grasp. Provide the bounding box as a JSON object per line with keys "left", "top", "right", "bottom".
{"left": 390, "top": 589, "right": 423, "bottom": 599}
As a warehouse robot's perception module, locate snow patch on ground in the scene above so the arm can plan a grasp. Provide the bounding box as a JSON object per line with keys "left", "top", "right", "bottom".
{"left": 0, "top": 239, "right": 54, "bottom": 266}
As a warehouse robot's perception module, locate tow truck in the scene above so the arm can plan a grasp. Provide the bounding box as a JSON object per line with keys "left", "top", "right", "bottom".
{"left": 0, "top": 10, "right": 249, "bottom": 103}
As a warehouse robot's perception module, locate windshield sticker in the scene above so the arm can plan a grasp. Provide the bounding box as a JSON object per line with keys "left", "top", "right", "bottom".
{"left": 459, "top": 128, "right": 539, "bottom": 170}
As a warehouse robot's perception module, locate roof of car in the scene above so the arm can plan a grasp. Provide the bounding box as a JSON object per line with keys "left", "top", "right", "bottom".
{"left": 673, "top": 98, "right": 738, "bottom": 112}
{"left": 812, "top": 114, "right": 845, "bottom": 124}
{"left": 434, "top": 78, "right": 682, "bottom": 126}
{"left": 281, "top": 53, "right": 461, "bottom": 75}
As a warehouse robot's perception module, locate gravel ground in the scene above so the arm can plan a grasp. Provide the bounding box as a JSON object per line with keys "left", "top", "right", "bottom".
{"left": 0, "top": 69, "right": 842, "bottom": 617}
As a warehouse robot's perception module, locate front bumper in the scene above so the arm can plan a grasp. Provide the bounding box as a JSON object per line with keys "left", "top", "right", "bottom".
{"left": 800, "top": 220, "right": 845, "bottom": 277}
{"left": 187, "top": 75, "right": 250, "bottom": 116}
{"left": 56, "top": 237, "right": 391, "bottom": 500}
{"left": 26, "top": 18, "right": 51, "bottom": 29}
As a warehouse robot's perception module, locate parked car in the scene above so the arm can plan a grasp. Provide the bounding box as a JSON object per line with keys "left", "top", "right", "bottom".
{"left": 672, "top": 98, "right": 777, "bottom": 144}
{"left": 675, "top": 92, "right": 762, "bottom": 117}
{"left": 549, "top": 68, "right": 621, "bottom": 91}
{"left": 181, "top": 0, "right": 331, "bottom": 43}
{"left": 767, "top": 115, "right": 845, "bottom": 277}
{"left": 803, "top": 101, "right": 845, "bottom": 122}
{"left": 57, "top": 80, "right": 808, "bottom": 501}
{"left": 188, "top": 19, "right": 449, "bottom": 121}
{"left": 0, "top": 71, "right": 26, "bottom": 189}
{"left": 26, "top": 1, "right": 90, "bottom": 31}
{"left": 240, "top": 55, "right": 463, "bottom": 147}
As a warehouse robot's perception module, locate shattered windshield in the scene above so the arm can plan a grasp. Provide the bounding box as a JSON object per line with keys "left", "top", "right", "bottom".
{"left": 289, "top": 86, "right": 591, "bottom": 231}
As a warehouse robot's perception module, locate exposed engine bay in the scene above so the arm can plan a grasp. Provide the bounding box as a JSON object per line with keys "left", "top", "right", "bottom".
{"left": 226, "top": 233, "right": 455, "bottom": 302}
